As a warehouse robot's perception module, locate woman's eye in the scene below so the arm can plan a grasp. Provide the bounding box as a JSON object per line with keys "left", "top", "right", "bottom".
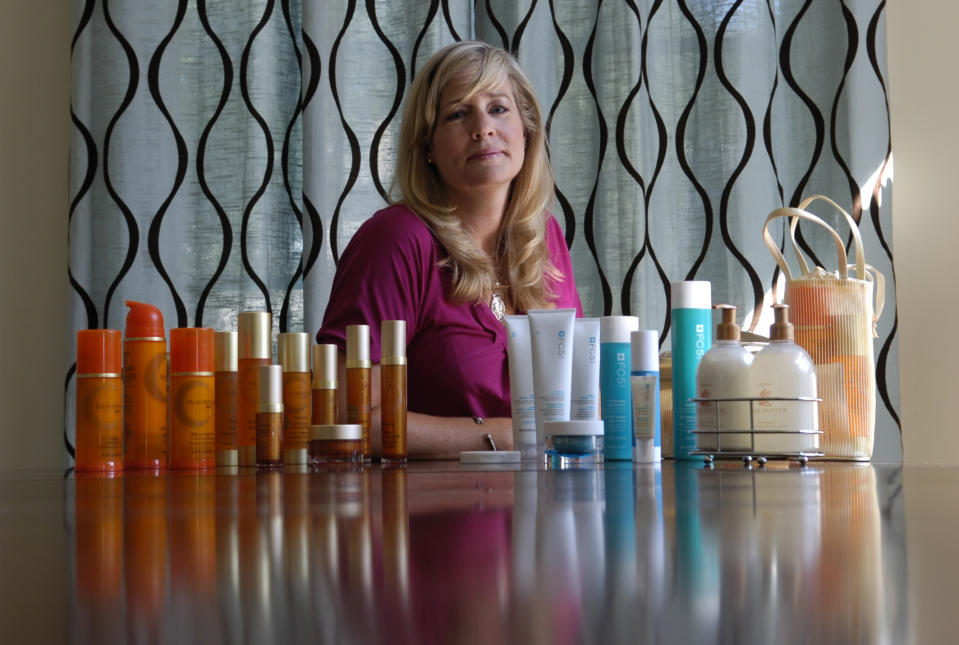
{"left": 491, "top": 105, "right": 507, "bottom": 114}
{"left": 445, "top": 110, "right": 464, "bottom": 121}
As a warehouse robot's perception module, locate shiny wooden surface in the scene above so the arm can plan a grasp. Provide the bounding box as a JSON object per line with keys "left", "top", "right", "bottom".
{"left": 1, "top": 460, "right": 957, "bottom": 643}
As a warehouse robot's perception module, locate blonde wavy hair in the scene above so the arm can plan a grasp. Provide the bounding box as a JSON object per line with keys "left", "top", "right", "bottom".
{"left": 391, "top": 40, "right": 560, "bottom": 311}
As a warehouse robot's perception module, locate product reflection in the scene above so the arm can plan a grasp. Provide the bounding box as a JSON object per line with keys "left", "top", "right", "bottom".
{"left": 69, "top": 463, "right": 904, "bottom": 643}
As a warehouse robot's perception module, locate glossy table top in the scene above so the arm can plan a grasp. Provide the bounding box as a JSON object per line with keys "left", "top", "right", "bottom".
{"left": 0, "top": 460, "right": 955, "bottom": 644}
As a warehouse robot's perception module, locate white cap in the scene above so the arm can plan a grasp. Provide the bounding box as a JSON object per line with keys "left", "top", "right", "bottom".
{"left": 671, "top": 281, "right": 711, "bottom": 310}
{"left": 630, "top": 330, "right": 659, "bottom": 373}
{"left": 258, "top": 364, "right": 283, "bottom": 406}
{"left": 633, "top": 438, "right": 661, "bottom": 463}
{"left": 600, "top": 316, "right": 640, "bottom": 343}
{"left": 543, "top": 419, "right": 605, "bottom": 436}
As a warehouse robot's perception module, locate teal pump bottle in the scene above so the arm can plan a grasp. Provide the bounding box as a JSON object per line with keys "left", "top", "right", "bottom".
{"left": 670, "top": 281, "right": 711, "bottom": 460}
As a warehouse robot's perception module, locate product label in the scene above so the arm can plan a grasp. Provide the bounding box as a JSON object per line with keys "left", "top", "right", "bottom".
{"left": 601, "top": 342, "right": 633, "bottom": 456}
{"left": 630, "top": 373, "right": 658, "bottom": 440}
{"left": 511, "top": 394, "right": 536, "bottom": 429}
{"left": 672, "top": 309, "right": 712, "bottom": 458}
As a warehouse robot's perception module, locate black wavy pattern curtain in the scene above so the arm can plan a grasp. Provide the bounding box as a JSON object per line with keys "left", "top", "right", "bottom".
{"left": 68, "top": 0, "right": 899, "bottom": 461}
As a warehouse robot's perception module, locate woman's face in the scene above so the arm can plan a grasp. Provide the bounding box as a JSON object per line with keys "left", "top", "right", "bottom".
{"left": 429, "top": 75, "right": 526, "bottom": 205}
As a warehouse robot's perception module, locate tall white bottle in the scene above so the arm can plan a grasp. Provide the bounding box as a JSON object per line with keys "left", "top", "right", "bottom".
{"left": 695, "top": 305, "right": 754, "bottom": 452}
{"left": 750, "top": 304, "right": 819, "bottom": 454}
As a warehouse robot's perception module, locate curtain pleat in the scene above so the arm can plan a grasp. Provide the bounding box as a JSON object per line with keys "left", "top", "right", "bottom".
{"left": 68, "top": 0, "right": 899, "bottom": 462}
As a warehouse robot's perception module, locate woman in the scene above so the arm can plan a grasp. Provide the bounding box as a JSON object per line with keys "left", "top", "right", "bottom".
{"left": 317, "top": 41, "right": 582, "bottom": 458}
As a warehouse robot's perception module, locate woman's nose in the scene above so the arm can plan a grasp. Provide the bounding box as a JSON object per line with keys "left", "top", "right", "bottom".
{"left": 471, "top": 115, "right": 494, "bottom": 140}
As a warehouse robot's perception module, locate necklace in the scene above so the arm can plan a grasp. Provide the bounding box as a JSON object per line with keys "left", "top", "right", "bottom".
{"left": 490, "top": 282, "right": 506, "bottom": 323}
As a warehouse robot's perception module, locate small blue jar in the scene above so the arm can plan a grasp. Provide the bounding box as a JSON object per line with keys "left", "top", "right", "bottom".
{"left": 544, "top": 420, "right": 605, "bottom": 467}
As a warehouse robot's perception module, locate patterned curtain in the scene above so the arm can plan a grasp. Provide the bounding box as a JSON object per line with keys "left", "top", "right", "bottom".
{"left": 68, "top": 0, "right": 899, "bottom": 462}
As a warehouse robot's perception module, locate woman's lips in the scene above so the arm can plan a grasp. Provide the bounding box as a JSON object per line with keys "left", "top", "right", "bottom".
{"left": 469, "top": 149, "right": 503, "bottom": 161}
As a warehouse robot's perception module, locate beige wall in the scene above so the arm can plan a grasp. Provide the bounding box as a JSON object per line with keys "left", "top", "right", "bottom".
{"left": 887, "top": 2, "right": 959, "bottom": 464}
{"left": 0, "top": 3, "right": 70, "bottom": 470}
{"left": 0, "top": 3, "right": 950, "bottom": 467}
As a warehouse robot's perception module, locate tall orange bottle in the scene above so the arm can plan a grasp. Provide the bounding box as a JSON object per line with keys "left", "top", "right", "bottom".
{"left": 279, "top": 332, "right": 311, "bottom": 465}
{"left": 124, "top": 301, "right": 168, "bottom": 469}
{"left": 215, "top": 331, "right": 239, "bottom": 466}
{"left": 75, "top": 329, "right": 123, "bottom": 472}
{"left": 169, "top": 327, "right": 216, "bottom": 469}
{"left": 346, "top": 324, "right": 372, "bottom": 460}
{"left": 238, "top": 312, "right": 271, "bottom": 466}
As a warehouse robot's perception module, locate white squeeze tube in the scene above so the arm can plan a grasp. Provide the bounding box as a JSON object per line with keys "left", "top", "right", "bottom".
{"left": 571, "top": 318, "right": 601, "bottom": 420}
{"left": 505, "top": 315, "right": 537, "bottom": 460}
{"left": 528, "top": 309, "right": 577, "bottom": 459}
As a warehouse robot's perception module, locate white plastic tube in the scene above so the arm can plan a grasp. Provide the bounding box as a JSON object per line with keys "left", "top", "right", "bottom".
{"left": 528, "top": 308, "right": 576, "bottom": 457}
{"left": 505, "top": 315, "right": 537, "bottom": 460}
{"left": 571, "top": 318, "right": 601, "bottom": 420}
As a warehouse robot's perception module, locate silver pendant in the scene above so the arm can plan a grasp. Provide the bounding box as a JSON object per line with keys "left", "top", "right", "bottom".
{"left": 489, "top": 292, "right": 506, "bottom": 323}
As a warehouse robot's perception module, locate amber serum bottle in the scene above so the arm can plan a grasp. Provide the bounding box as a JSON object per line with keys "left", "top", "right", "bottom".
{"left": 311, "top": 343, "right": 338, "bottom": 425}
{"left": 346, "top": 325, "right": 372, "bottom": 460}
{"left": 214, "top": 331, "right": 239, "bottom": 466}
{"left": 123, "top": 301, "right": 168, "bottom": 469}
{"left": 256, "top": 364, "right": 284, "bottom": 468}
{"left": 279, "top": 333, "right": 311, "bottom": 465}
{"left": 169, "top": 327, "right": 216, "bottom": 469}
{"left": 75, "top": 329, "right": 124, "bottom": 472}
{"left": 238, "top": 312, "right": 271, "bottom": 466}
{"left": 380, "top": 320, "right": 408, "bottom": 463}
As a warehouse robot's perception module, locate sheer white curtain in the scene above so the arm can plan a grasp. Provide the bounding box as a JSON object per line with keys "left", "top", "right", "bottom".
{"left": 68, "top": 0, "right": 899, "bottom": 462}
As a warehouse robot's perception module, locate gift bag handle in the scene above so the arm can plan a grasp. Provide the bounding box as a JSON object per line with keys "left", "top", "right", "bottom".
{"left": 794, "top": 195, "right": 867, "bottom": 281}
{"left": 763, "top": 207, "right": 850, "bottom": 281}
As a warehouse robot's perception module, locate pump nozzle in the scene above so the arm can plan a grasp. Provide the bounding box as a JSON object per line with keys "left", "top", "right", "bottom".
{"left": 125, "top": 301, "right": 165, "bottom": 340}
{"left": 714, "top": 304, "right": 740, "bottom": 341}
{"left": 769, "top": 304, "right": 794, "bottom": 342}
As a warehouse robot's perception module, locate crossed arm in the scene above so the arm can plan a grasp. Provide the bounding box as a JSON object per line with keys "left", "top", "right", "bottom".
{"left": 332, "top": 352, "right": 513, "bottom": 460}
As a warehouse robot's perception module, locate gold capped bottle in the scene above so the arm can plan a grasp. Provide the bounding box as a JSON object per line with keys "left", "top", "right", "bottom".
{"left": 279, "top": 333, "right": 311, "bottom": 465}
{"left": 238, "top": 312, "right": 271, "bottom": 466}
{"left": 311, "top": 344, "right": 338, "bottom": 425}
{"left": 346, "top": 325, "right": 372, "bottom": 460}
{"left": 380, "top": 321, "right": 407, "bottom": 464}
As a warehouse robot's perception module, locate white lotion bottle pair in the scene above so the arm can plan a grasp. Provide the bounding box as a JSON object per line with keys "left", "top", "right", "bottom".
{"left": 695, "top": 303, "right": 818, "bottom": 455}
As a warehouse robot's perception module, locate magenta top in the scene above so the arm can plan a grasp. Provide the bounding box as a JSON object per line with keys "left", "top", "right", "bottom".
{"left": 317, "top": 204, "right": 583, "bottom": 418}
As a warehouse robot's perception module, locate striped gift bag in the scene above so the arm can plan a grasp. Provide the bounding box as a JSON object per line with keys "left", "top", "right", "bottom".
{"left": 762, "top": 196, "right": 885, "bottom": 460}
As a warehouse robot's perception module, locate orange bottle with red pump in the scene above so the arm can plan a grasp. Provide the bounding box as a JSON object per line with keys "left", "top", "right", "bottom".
{"left": 75, "top": 329, "right": 123, "bottom": 471}
{"left": 124, "top": 301, "right": 168, "bottom": 469}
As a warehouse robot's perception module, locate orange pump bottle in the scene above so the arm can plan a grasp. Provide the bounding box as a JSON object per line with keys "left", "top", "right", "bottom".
{"left": 75, "top": 329, "right": 123, "bottom": 472}
{"left": 238, "top": 312, "right": 271, "bottom": 466}
{"left": 123, "top": 301, "right": 168, "bottom": 469}
{"left": 279, "top": 333, "right": 311, "bottom": 464}
{"left": 169, "top": 327, "right": 216, "bottom": 469}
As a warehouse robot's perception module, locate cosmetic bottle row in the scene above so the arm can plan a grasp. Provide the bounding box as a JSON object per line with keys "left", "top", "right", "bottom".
{"left": 500, "top": 281, "right": 822, "bottom": 466}
{"left": 694, "top": 303, "right": 820, "bottom": 455}
{"left": 74, "top": 301, "right": 408, "bottom": 472}
{"left": 503, "top": 310, "right": 663, "bottom": 466}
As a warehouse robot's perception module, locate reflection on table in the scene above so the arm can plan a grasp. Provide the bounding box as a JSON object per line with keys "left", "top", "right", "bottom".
{"left": 68, "top": 461, "right": 905, "bottom": 643}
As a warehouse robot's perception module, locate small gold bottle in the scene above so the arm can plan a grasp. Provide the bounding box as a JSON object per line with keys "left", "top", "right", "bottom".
{"left": 256, "top": 364, "right": 284, "bottom": 468}
{"left": 279, "top": 333, "right": 311, "bottom": 465}
{"left": 345, "top": 325, "right": 371, "bottom": 461}
{"left": 380, "top": 320, "right": 407, "bottom": 464}
{"left": 311, "top": 344, "right": 338, "bottom": 425}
